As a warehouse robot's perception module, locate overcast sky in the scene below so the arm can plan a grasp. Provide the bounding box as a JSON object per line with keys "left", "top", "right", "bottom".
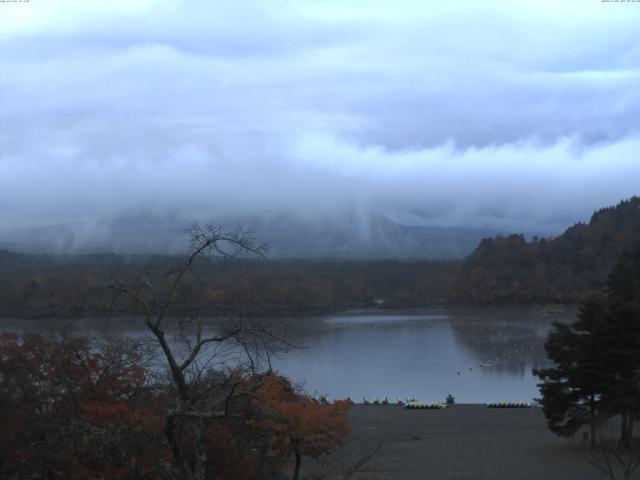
{"left": 1, "top": 0, "right": 639, "bottom": 236}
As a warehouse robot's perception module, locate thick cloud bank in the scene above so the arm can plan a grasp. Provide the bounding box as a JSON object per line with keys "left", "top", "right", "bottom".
{"left": 1, "top": 0, "right": 639, "bottom": 237}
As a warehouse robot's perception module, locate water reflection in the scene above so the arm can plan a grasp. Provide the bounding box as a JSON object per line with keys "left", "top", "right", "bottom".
{"left": 272, "top": 309, "right": 572, "bottom": 403}
{"left": 447, "top": 311, "right": 557, "bottom": 377}
{"left": 0, "top": 308, "right": 574, "bottom": 403}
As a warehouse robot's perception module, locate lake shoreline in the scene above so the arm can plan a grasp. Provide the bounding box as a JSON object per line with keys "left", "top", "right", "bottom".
{"left": 0, "top": 302, "right": 577, "bottom": 322}
{"left": 1, "top": 309, "right": 567, "bottom": 404}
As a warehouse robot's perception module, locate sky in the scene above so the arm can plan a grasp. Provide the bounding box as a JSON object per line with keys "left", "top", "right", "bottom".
{"left": 1, "top": 0, "right": 639, "bottom": 238}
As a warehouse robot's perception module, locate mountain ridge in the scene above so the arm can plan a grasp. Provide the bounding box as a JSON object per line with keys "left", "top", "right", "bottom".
{"left": 0, "top": 212, "right": 504, "bottom": 259}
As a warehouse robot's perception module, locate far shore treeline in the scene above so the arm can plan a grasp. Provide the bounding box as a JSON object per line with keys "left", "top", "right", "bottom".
{"left": 0, "top": 196, "right": 639, "bottom": 318}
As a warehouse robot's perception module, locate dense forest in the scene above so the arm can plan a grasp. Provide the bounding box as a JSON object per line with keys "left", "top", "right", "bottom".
{"left": 451, "top": 196, "right": 640, "bottom": 304}
{"left": 0, "top": 251, "right": 458, "bottom": 318}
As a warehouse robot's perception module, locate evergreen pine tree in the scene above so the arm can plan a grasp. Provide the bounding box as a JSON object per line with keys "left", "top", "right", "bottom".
{"left": 535, "top": 246, "right": 640, "bottom": 445}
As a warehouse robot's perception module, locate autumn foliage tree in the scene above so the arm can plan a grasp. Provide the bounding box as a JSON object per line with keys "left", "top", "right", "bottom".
{"left": 247, "top": 375, "right": 351, "bottom": 480}
{"left": 0, "top": 334, "right": 353, "bottom": 480}
{"left": 0, "top": 332, "right": 165, "bottom": 479}
{"left": 452, "top": 196, "right": 640, "bottom": 304}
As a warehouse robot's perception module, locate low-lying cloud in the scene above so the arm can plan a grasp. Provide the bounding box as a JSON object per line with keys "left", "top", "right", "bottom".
{"left": 1, "top": 0, "right": 639, "bottom": 238}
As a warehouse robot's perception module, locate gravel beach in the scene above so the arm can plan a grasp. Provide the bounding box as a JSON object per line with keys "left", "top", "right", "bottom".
{"left": 310, "top": 404, "right": 610, "bottom": 480}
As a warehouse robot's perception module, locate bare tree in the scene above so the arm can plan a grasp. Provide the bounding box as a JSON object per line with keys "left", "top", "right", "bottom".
{"left": 586, "top": 424, "right": 640, "bottom": 480}
{"left": 105, "top": 223, "right": 291, "bottom": 480}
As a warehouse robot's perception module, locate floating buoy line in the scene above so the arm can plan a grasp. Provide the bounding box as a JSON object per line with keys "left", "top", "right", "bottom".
{"left": 486, "top": 401, "right": 532, "bottom": 408}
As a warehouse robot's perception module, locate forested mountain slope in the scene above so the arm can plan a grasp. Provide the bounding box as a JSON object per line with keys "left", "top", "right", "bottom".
{"left": 450, "top": 197, "right": 640, "bottom": 304}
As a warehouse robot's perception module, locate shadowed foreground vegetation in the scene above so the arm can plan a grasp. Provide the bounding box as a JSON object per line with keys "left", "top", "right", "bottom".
{"left": 0, "top": 333, "right": 351, "bottom": 480}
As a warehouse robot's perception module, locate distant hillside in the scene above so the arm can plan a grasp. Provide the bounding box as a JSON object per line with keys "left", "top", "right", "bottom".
{"left": 0, "top": 251, "right": 458, "bottom": 317}
{"left": 0, "top": 211, "right": 501, "bottom": 259}
{"left": 450, "top": 196, "right": 640, "bottom": 304}
{"left": 250, "top": 213, "right": 500, "bottom": 259}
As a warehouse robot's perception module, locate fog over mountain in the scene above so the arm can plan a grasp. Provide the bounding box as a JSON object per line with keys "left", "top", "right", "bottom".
{"left": 1, "top": 1, "right": 639, "bottom": 255}
{"left": 0, "top": 212, "right": 507, "bottom": 258}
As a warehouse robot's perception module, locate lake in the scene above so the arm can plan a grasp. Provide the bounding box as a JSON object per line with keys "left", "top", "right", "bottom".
{"left": 0, "top": 307, "right": 572, "bottom": 403}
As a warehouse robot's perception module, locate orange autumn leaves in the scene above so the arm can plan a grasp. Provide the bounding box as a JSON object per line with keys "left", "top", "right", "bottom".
{"left": 249, "top": 374, "right": 351, "bottom": 461}
{"left": 0, "top": 334, "right": 351, "bottom": 479}
{"left": 0, "top": 333, "right": 165, "bottom": 479}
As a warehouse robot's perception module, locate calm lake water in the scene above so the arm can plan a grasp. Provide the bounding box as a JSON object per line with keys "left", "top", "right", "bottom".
{"left": 0, "top": 308, "right": 572, "bottom": 403}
